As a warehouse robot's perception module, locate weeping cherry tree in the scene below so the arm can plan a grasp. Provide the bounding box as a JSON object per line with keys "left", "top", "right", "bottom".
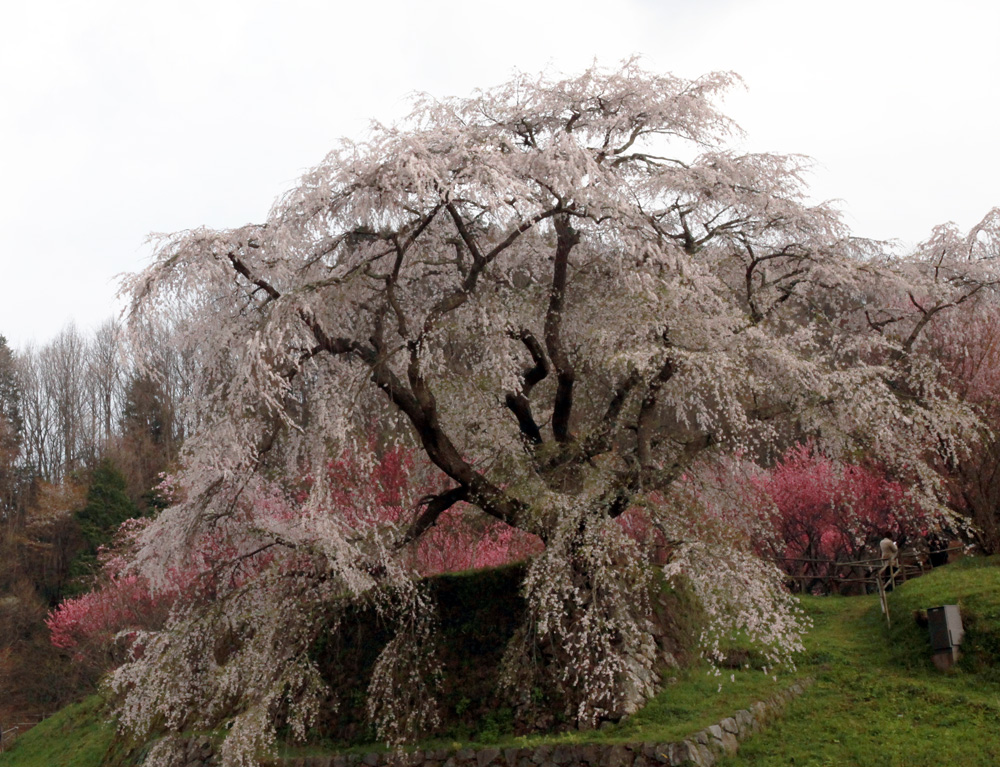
{"left": 113, "top": 61, "right": 998, "bottom": 766}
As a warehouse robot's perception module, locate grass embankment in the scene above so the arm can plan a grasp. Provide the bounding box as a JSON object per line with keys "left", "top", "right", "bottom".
{"left": 0, "top": 696, "right": 115, "bottom": 767}
{"left": 284, "top": 660, "right": 793, "bottom": 759}
{"left": 3, "top": 557, "right": 999, "bottom": 766}
{"left": 721, "top": 555, "right": 1000, "bottom": 767}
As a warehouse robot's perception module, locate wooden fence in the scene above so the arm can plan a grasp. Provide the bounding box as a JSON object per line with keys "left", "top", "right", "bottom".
{"left": 0, "top": 716, "right": 46, "bottom": 753}
{"left": 1, "top": 723, "right": 24, "bottom": 753}
{"left": 775, "top": 545, "right": 964, "bottom": 597}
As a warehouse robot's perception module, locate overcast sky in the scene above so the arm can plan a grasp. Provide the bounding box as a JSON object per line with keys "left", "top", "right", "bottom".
{"left": 2, "top": 0, "right": 998, "bottom": 349}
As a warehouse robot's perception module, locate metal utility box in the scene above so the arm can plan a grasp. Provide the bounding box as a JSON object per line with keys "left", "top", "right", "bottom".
{"left": 927, "top": 604, "right": 964, "bottom": 651}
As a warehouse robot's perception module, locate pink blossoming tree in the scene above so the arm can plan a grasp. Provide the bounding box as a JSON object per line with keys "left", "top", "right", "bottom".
{"left": 921, "top": 298, "right": 1000, "bottom": 552}
{"left": 47, "top": 445, "right": 540, "bottom": 670}
{"left": 752, "top": 442, "right": 925, "bottom": 591}
{"left": 112, "top": 61, "right": 997, "bottom": 765}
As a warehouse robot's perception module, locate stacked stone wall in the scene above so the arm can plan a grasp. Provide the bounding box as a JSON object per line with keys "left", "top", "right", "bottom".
{"left": 179, "top": 678, "right": 813, "bottom": 767}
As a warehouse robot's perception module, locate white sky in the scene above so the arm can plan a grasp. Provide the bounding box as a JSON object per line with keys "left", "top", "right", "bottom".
{"left": 2, "top": 0, "right": 998, "bottom": 349}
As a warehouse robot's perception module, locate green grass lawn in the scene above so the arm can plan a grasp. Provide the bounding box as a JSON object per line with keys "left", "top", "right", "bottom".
{"left": 720, "top": 556, "right": 1000, "bottom": 767}
{"left": 0, "top": 696, "right": 115, "bottom": 767}
{"left": 4, "top": 556, "right": 999, "bottom": 767}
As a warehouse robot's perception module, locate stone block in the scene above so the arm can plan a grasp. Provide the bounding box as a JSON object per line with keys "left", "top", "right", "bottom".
{"left": 694, "top": 743, "right": 716, "bottom": 766}
{"left": 650, "top": 743, "right": 674, "bottom": 764}
{"left": 668, "top": 741, "right": 688, "bottom": 766}
{"left": 751, "top": 701, "right": 768, "bottom": 724}
{"left": 668, "top": 741, "right": 696, "bottom": 767}
{"left": 735, "top": 710, "right": 753, "bottom": 735}
{"left": 719, "top": 732, "right": 738, "bottom": 756}
{"left": 478, "top": 748, "right": 502, "bottom": 767}
{"left": 603, "top": 744, "right": 633, "bottom": 767}
{"left": 550, "top": 746, "right": 574, "bottom": 765}
{"left": 719, "top": 717, "right": 739, "bottom": 735}
{"left": 530, "top": 746, "right": 552, "bottom": 765}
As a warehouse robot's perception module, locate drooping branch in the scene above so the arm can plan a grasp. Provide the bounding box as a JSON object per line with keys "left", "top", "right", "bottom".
{"left": 517, "top": 329, "right": 549, "bottom": 393}
{"left": 739, "top": 237, "right": 817, "bottom": 326}
{"left": 637, "top": 352, "right": 675, "bottom": 471}
{"left": 422, "top": 204, "right": 562, "bottom": 336}
{"left": 384, "top": 240, "right": 411, "bottom": 340}
{"left": 397, "top": 485, "right": 470, "bottom": 548}
{"left": 343, "top": 333, "right": 533, "bottom": 532}
{"left": 899, "top": 285, "right": 986, "bottom": 355}
{"left": 504, "top": 392, "right": 543, "bottom": 446}
{"left": 504, "top": 329, "right": 550, "bottom": 446}
{"left": 227, "top": 251, "right": 281, "bottom": 303}
{"left": 640, "top": 431, "right": 714, "bottom": 493}
{"left": 591, "top": 420, "right": 711, "bottom": 521}
{"left": 599, "top": 466, "right": 643, "bottom": 520}
{"left": 218, "top": 249, "right": 531, "bottom": 534}
{"left": 581, "top": 369, "right": 641, "bottom": 461}
{"left": 445, "top": 202, "right": 486, "bottom": 267}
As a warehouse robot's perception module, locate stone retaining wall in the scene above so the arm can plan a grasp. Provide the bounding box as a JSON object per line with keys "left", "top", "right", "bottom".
{"left": 181, "top": 678, "right": 813, "bottom": 767}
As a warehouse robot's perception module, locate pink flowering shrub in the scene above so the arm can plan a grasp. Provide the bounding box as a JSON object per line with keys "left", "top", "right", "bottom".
{"left": 411, "top": 509, "right": 542, "bottom": 573}
{"left": 325, "top": 437, "right": 541, "bottom": 574}
{"left": 921, "top": 304, "right": 1000, "bottom": 552}
{"left": 752, "top": 442, "right": 926, "bottom": 589}
{"left": 45, "top": 518, "right": 163, "bottom": 668}
{"left": 48, "top": 443, "right": 541, "bottom": 665}
{"left": 46, "top": 574, "right": 162, "bottom": 661}
{"left": 44, "top": 515, "right": 208, "bottom": 668}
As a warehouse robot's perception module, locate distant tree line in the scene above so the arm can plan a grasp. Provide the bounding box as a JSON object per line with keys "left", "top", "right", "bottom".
{"left": 0, "top": 320, "right": 189, "bottom": 517}
{"left": 0, "top": 320, "right": 186, "bottom": 722}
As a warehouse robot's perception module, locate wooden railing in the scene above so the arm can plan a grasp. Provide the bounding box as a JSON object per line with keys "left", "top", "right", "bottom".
{"left": 775, "top": 546, "right": 964, "bottom": 597}
{"left": 875, "top": 559, "right": 902, "bottom": 627}
{"left": 0, "top": 716, "right": 46, "bottom": 753}
{"left": 1, "top": 724, "right": 22, "bottom": 753}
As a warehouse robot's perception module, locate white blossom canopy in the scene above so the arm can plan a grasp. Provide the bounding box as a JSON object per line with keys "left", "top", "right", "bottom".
{"left": 117, "top": 61, "right": 998, "bottom": 762}
{"left": 127, "top": 62, "right": 994, "bottom": 535}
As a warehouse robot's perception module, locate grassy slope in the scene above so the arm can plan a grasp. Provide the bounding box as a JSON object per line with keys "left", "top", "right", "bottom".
{"left": 721, "top": 556, "right": 1000, "bottom": 767}
{"left": 0, "top": 696, "right": 115, "bottom": 767}
{"left": 4, "top": 557, "right": 999, "bottom": 767}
